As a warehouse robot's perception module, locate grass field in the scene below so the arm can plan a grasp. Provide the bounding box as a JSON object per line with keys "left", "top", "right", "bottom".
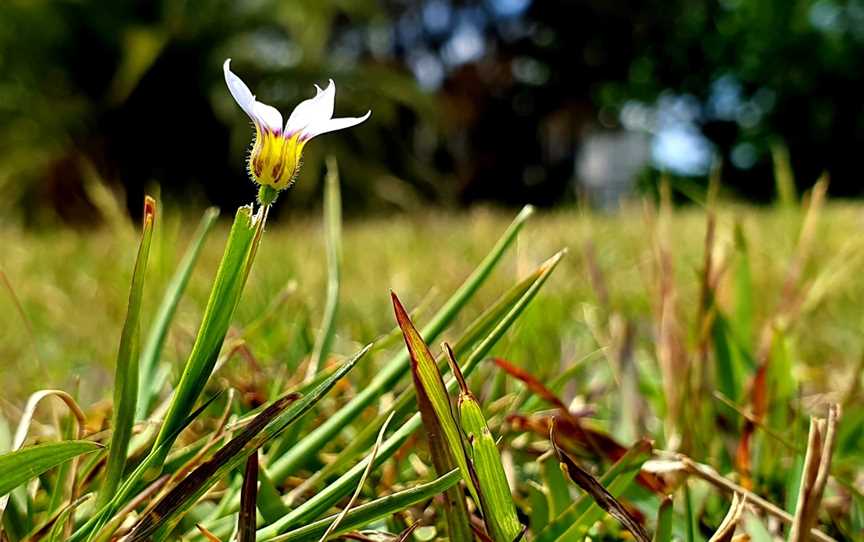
{"left": 1, "top": 194, "right": 862, "bottom": 540}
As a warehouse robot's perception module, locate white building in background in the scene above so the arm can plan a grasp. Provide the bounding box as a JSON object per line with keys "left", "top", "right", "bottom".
{"left": 576, "top": 130, "right": 651, "bottom": 209}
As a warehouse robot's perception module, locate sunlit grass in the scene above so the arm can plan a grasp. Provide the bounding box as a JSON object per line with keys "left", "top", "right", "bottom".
{"left": 2, "top": 204, "right": 859, "bottom": 404}
{"left": 1, "top": 196, "right": 861, "bottom": 540}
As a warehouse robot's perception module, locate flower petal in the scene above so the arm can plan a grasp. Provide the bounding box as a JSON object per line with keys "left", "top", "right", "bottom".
{"left": 301, "top": 110, "right": 371, "bottom": 140}
{"left": 223, "top": 59, "right": 256, "bottom": 118}
{"left": 253, "top": 102, "right": 284, "bottom": 134}
{"left": 224, "top": 59, "right": 284, "bottom": 133}
{"left": 284, "top": 80, "right": 335, "bottom": 135}
{"left": 317, "top": 79, "right": 336, "bottom": 122}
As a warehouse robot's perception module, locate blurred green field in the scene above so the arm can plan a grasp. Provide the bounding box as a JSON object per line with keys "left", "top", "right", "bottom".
{"left": 2, "top": 200, "right": 862, "bottom": 540}
{"left": 2, "top": 203, "right": 860, "bottom": 405}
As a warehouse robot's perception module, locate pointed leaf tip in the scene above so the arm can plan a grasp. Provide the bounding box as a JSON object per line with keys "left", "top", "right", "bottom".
{"left": 390, "top": 291, "right": 411, "bottom": 323}
{"left": 443, "top": 343, "right": 469, "bottom": 395}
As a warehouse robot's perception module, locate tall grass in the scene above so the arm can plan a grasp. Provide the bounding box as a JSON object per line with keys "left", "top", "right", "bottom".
{"left": 0, "top": 176, "right": 861, "bottom": 541}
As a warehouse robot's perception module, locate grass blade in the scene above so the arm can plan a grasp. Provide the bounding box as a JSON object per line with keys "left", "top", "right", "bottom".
{"left": 128, "top": 393, "right": 300, "bottom": 540}
{"left": 46, "top": 494, "right": 93, "bottom": 542}
{"left": 535, "top": 439, "right": 652, "bottom": 542}
{"left": 257, "top": 466, "right": 289, "bottom": 524}
{"left": 550, "top": 420, "right": 650, "bottom": 542}
{"left": 1, "top": 390, "right": 87, "bottom": 517}
{"left": 148, "top": 204, "right": 265, "bottom": 476}
{"left": 447, "top": 345, "right": 522, "bottom": 542}
{"left": 266, "top": 205, "right": 533, "bottom": 482}
{"left": 99, "top": 195, "right": 156, "bottom": 507}
{"left": 305, "top": 157, "right": 342, "bottom": 383}
{"left": 67, "top": 391, "right": 225, "bottom": 541}
{"left": 127, "top": 346, "right": 367, "bottom": 539}
{"left": 318, "top": 412, "right": 394, "bottom": 542}
{"left": 252, "top": 250, "right": 564, "bottom": 541}
{"left": 136, "top": 206, "right": 220, "bottom": 420}
{"left": 540, "top": 451, "right": 571, "bottom": 519}
{"left": 653, "top": 496, "right": 673, "bottom": 542}
{"left": 290, "top": 259, "right": 560, "bottom": 502}
{"left": 0, "top": 441, "right": 102, "bottom": 497}
{"left": 266, "top": 470, "right": 461, "bottom": 542}
{"left": 196, "top": 524, "right": 224, "bottom": 542}
{"left": 771, "top": 140, "right": 797, "bottom": 207}
{"left": 238, "top": 451, "right": 259, "bottom": 542}
{"left": 394, "top": 292, "right": 477, "bottom": 542}
{"left": 708, "top": 493, "right": 745, "bottom": 542}
{"left": 789, "top": 405, "right": 839, "bottom": 542}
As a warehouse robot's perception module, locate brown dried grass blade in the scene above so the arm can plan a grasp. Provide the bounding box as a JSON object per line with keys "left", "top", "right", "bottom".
{"left": 195, "top": 523, "right": 224, "bottom": 542}
{"left": 707, "top": 493, "right": 746, "bottom": 542}
{"left": 668, "top": 454, "right": 837, "bottom": 542}
{"left": 789, "top": 404, "right": 840, "bottom": 542}
{"left": 0, "top": 389, "right": 87, "bottom": 534}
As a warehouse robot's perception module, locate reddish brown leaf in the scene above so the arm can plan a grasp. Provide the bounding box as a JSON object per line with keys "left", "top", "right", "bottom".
{"left": 736, "top": 363, "right": 768, "bottom": 488}
{"left": 238, "top": 450, "right": 258, "bottom": 542}
{"left": 492, "top": 358, "right": 571, "bottom": 415}
{"left": 550, "top": 419, "right": 651, "bottom": 542}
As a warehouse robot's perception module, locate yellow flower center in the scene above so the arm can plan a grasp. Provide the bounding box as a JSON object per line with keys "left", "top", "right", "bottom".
{"left": 248, "top": 127, "right": 307, "bottom": 189}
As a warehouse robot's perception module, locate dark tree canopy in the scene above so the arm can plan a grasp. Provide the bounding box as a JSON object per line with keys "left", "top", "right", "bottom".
{"left": 1, "top": 0, "right": 862, "bottom": 222}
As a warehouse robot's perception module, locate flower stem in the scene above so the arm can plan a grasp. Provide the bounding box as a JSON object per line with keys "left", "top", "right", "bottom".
{"left": 258, "top": 185, "right": 279, "bottom": 206}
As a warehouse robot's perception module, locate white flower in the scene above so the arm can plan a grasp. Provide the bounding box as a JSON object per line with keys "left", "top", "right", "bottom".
{"left": 224, "top": 59, "right": 371, "bottom": 190}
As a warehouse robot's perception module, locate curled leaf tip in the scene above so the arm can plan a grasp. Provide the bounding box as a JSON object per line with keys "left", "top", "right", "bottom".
{"left": 143, "top": 195, "right": 157, "bottom": 225}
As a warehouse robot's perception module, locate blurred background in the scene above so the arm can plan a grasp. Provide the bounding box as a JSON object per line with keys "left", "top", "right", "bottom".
{"left": 2, "top": 0, "right": 864, "bottom": 224}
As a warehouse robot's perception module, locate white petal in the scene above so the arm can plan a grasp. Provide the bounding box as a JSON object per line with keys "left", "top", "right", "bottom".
{"left": 284, "top": 80, "right": 336, "bottom": 135}
{"left": 223, "top": 59, "right": 256, "bottom": 118}
{"left": 253, "top": 102, "right": 283, "bottom": 133}
{"left": 317, "top": 79, "right": 336, "bottom": 122}
{"left": 302, "top": 110, "right": 371, "bottom": 140}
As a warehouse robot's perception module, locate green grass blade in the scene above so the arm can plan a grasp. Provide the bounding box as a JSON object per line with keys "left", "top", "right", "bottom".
{"left": 771, "top": 140, "right": 797, "bottom": 207}
{"left": 127, "top": 393, "right": 302, "bottom": 541}
{"left": 267, "top": 205, "right": 533, "bottom": 482}
{"left": 252, "top": 250, "right": 564, "bottom": 541}
{"left": 684, "top": 482, "right": 698, "bottom": 542}
{"left": 98, "top": 196, "right": 156, "bottom": 508}
{"left": 67, "top": 387, "right": 226, "bottom": 541}
{"left": 448, "top": 346, "right": 522, "bottom": 542}
{"left": 540, "top": 449, "right": 571, "bottom": 520}
{"left": 394, "top": 292, "right": 478, "bottom": 498}
{"left": 535, "top": 439, "right": 652, "bottom": 542}
{"left": 136, "top": 206, "right": 220, "bottom": 420}
{"left": 318, "top": 412, "right": 394, "bottom": 542}
{"left": 731, "top": 223, "right": 753, "bottom": 348}
{"left": 148, "top": 204, "right": 264, "bottom": 475}
{"left": 266, "top": 470, "right": 461, "bottom": 542}
{"left": 127, "top": 346, "right": 367, "bottom": 540}
{"left": 394, "top": 294, "right": 473, "bottom": 541}
{"left": 46, "top": 494, "right": 92, "bottom": 542}
{"left": 257, "top": 467, "right": 290, "bottom": 523}
{"left": 292, "top": 261, "right": 557, "bottom": 499}
{"left": 305, "top": 157, "right": 342, "bottom": 383}
{"left": 712, "top": 313, "right": 752, "bottom": 404}
{"left": 0, "top": 441, "right": 101, "bottom": 497}
{"left": 653, "top": 496, "right": 673, "bottom": 542}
